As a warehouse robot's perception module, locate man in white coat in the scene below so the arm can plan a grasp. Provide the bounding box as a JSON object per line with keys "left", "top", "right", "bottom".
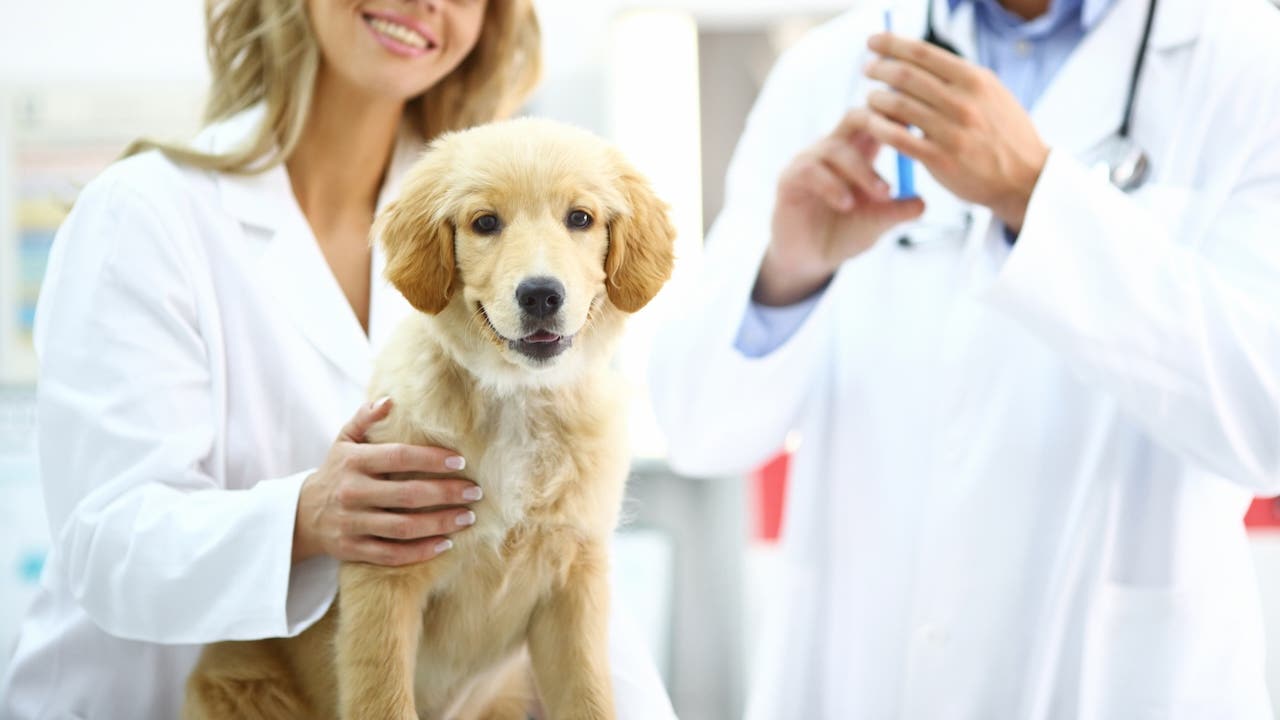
{"left": 650, "top": 0, "right": 1280, "bottom": 717}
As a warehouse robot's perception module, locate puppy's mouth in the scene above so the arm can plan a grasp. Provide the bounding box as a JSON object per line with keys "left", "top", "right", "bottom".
{"left": 477, "top": 304, "right": 574, "bottom": 362}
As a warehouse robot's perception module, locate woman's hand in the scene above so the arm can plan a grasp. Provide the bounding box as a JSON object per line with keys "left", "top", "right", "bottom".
{"left": 758, "top": 108, "right": 926, "bottom": 306}
{"left": 292, "top": 396, "right": 482, "bottom": 566}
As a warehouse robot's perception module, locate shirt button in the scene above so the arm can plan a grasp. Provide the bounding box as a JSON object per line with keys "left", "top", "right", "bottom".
{"left": 1015, "top": 39, "right": 1033, "bottom": 57}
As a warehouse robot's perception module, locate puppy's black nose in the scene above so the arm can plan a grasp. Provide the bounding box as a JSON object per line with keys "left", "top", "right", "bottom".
{"left": 515, "top": 277, "right": 564, "bottom": 318}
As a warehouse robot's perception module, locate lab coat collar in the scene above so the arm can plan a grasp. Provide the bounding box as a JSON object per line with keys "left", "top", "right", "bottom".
{"left": 1028, "top": 0, "right": 1203, "bottom": 155}
{"left": 201, "top": 105, "right": 287, "bottom": 231}
{"left": 200, "top": 105, "right": 425, "bottom": 386}
{"left": 930, "top": 0, "right": 982, "bottom": 60}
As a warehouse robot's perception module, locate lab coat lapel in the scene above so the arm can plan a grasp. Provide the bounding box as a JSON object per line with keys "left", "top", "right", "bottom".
{"left": 927, "top": 0, "right": 980, "bottom": 61}
{"left": 1031, "top": 0, "right": 1203, "bottom": 159}
{"left": 210, "top": 110, "right": 372, "bottom": 387}
{"left": 257, "top": 195, "right": 374, "bottom": 387}
{"left": 1029, "top": 0, "right": 1147, "bottom": 156}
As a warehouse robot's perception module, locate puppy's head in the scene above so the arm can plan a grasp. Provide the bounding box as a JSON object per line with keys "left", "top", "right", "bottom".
{"left": 376, "top": 118, "right": 676, "bottom": 377}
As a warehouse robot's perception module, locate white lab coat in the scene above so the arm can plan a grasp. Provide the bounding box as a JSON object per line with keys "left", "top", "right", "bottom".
{"left": 650, "top": 0, "right": 1280, "bottom": 717}
{"left": 0, "top": 107, "right": 676, "bottom": 720}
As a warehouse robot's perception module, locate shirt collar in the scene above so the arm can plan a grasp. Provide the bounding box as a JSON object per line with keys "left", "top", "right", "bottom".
{"left": 946, "top": 0, "right": 1115, "bottom": 33}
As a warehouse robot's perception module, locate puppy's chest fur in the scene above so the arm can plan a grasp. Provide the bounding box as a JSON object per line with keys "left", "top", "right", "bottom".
{"left": 364, "top": 323, "right": 628, "bottom": 714}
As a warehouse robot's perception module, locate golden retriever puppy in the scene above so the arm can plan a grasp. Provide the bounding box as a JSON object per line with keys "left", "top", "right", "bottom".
{"left": 182, "top": 118, "right": 676, "bottom": 720}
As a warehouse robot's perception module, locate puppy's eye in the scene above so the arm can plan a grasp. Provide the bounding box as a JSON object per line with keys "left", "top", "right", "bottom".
{"left": 472, "top": 214, "right": 501, "bottom": 235}
{"left": 566, "top": 210, "right": 593, "bottom": 229}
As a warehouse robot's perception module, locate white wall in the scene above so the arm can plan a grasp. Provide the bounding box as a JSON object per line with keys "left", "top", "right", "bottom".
{"left": 0, "top": 0, "right": 855, "bottom": 92}
{"left": 1, "top": 1, "right": 208, "bottom": 85}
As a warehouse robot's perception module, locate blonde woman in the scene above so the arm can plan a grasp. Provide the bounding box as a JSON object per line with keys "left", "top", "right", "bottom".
{"left": 0, "top": 1, "right": 676, "bottom": 718}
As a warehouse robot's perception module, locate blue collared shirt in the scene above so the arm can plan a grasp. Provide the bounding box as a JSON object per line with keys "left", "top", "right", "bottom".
{"left": 961, "top": 0, "right": 1116, "bottom": 108}
{"left": 734, "top": 0, "right": 1119, "bottom": 358}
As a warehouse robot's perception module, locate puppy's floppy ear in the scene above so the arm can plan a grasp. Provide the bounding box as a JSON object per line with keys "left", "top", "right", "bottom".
{"left": 374, "top": 168, "right": 457, "bottom": 315}
{"left": 605, "top": 162, "right": 677, "bottom": 313}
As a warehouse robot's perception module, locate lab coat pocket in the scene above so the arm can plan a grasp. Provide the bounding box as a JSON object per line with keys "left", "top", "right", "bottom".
{"left": 1079, "top": 583, "right": 1264, "bottom": 720}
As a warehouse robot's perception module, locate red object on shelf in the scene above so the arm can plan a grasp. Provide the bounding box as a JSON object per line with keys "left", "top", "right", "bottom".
{"left": 1245, "top": 498, "right": 1280, "bottom": 529}
{"left": 752, "top": 451, "right": 790, "bottom": 542}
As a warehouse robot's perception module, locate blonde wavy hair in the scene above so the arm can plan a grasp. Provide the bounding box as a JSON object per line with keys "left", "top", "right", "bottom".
{"left": 127, "top": 0, "right": 541, "bottom": 173}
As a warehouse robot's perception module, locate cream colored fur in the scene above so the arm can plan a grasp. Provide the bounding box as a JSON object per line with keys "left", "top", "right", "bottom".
{"left": 182, "top": 118, "right": 676, "bottom": 720}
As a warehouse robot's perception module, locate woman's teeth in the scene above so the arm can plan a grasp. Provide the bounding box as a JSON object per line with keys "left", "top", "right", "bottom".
{"left": 368, "top": 17, "right": 428, "bottom": 49}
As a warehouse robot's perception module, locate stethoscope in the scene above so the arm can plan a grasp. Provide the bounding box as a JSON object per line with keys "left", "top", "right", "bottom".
{"left": 923, "top": 0, "right": 1157, "bottom": 192}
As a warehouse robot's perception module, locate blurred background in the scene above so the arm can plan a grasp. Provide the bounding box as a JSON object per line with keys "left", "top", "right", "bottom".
{"left": 2, "top": 2, "right": 1280, "bottom": 718}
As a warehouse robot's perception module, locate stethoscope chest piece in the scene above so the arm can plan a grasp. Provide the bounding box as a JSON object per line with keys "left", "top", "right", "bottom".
{"left": 1089, "top": 135, "right": 1152, "bottom": 192}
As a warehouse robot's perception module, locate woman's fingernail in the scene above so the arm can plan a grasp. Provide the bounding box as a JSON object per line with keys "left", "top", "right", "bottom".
{"left": 876, "top": 180, "right": 891, "bottom": 196}
{"left": 435, "top": 539, "right": 454, "bottom": 553}
{"left": 456, "top": 510, "right": 477, "bottom": 526}
{"left": 445, "top": 455, "right": 466, "bottom": 471}
{"left": 462, "top": 486, "right": 483, "bottom": 501}
{"left": 371, "top": 395, "right": 392, "bottom": 412}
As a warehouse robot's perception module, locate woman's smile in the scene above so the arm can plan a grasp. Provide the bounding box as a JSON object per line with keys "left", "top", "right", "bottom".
{"left": 362, "top": 9, "right": 439, "bottom": 58}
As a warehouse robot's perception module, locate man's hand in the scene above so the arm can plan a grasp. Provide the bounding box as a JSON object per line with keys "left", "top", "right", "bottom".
{"left": 863, "top": 32, "right": 1050, "bottom": 232}
{"left": 758, "top": 108, "right": 926, "bottom": 306}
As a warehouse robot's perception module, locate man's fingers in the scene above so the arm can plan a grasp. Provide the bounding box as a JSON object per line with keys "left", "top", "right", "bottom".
{"left": 867, "top": 32, "right": 976, "bottom": 88}
{"left": 339, "top": 396, "right": 393, "bottom": 443}
{"left": 833, "top": 107, "right": 875, "bottom": 142}
{"left": 851, "top": 129, "right": 880, "bottom": 160}
{"left": 827, "top": 194, "right": 925, "bottom": 257}
{"left": 818, "top": 138, "right": 892, "bottom": 201}
{"left": 356, "top": 442, "right": 467, "bottom": 476}
{"left": 865, "top": 89, "right": 955, "bottom": 146}
{"left": 789, "top": 155, "right": 857, "bottom": 212}
{"left": 869, "top": 196, "right": 927, "bottom": 225}
{"left": 866, "top": 57, "right": 965, "bottom": 118}
{"left": 864, "top": 111, "right": 939, "bottom": 164}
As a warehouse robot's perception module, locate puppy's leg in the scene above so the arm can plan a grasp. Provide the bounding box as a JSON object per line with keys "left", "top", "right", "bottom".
{"left": 183, "top": 640, "right": 314, "bottom": 720}
{"left": 527, "top": 541, "right": 614, "bottom": 720}
{"left": 452, "top": 650, "right": 538, "bottom": 720}
{"left": 476, "top": 692, "right": 538, "bottom": 720}
{"left": 335, "top": 562, "right": 442, "bottom": 720}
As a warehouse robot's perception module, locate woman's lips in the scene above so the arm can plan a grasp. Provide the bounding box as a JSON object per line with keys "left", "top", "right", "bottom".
{"left": 362, "top": 12, "right": 437, "bottom": 57}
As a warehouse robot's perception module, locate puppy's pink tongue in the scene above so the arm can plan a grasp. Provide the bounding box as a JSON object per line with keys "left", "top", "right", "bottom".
{"left": 524, "top": 330, "right": 561, "bottom": 343}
